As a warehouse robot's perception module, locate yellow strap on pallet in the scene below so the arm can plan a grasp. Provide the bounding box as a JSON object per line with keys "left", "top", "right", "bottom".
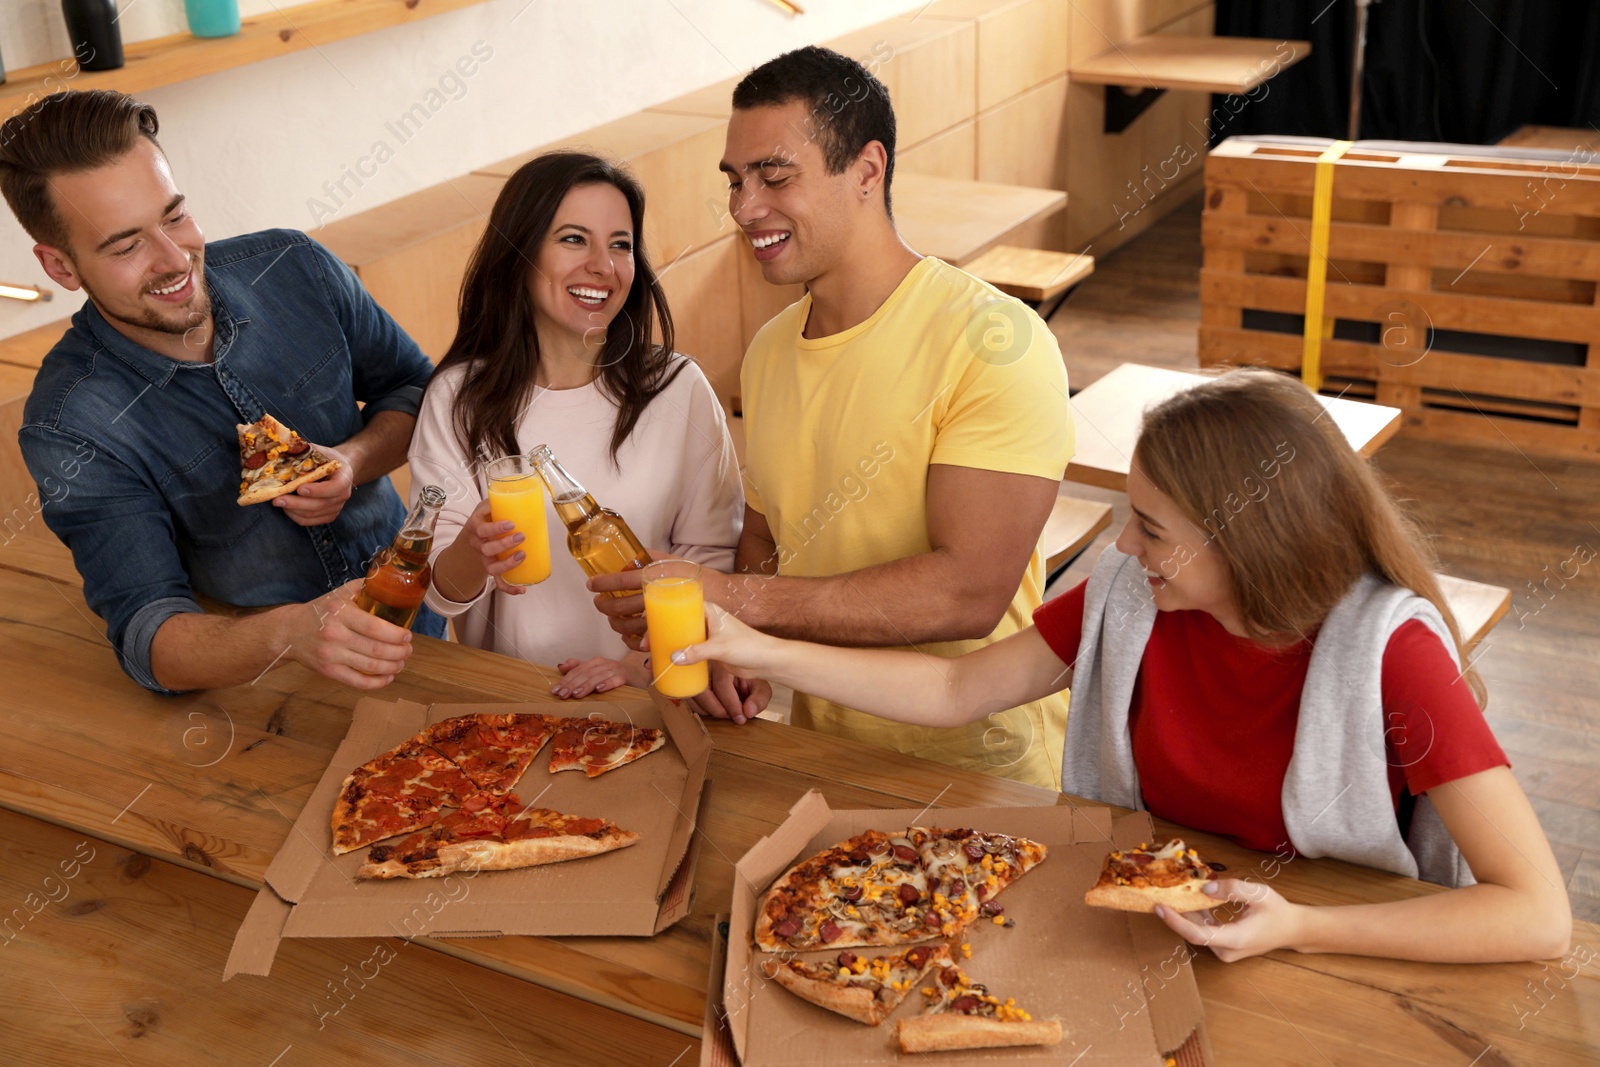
{"left": 1301, "top": 139, "right": 1352, "bottom": 391}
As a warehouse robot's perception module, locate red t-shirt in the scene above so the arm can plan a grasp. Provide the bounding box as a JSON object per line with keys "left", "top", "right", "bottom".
{"left": 1033, "top": 579, "right": 1508, "bottom": 854}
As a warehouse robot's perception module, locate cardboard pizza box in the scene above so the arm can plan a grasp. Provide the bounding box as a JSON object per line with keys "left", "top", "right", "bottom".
{"left": 718, "top": 792, "right": 1214, "bottom": 1067}
{"left": 225, "top": 690, "right": 709, "bottom": 978}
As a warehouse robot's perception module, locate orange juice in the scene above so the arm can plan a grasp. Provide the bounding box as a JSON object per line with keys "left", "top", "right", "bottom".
{"left": 486, "top": 470, "right": 551, "bottom": 586}
{"left": 643, "top": 560, "right": 709, "bottom": 698}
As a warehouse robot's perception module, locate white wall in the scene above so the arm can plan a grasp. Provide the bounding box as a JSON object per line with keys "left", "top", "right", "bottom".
{"left": 0, "top": 0, "right": 925, "bottom": 340}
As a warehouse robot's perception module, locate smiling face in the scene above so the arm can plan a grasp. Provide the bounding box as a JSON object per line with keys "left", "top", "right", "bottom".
{"left": 526, "top": 182, "right": 636, "bottom": 347}
{"left": 40, "top": 138, "right": 209, "bottom": 338}
{"left": 722, "top": 100, "right": 862, "bottom": 287}
{"left": 1115, "top": 464, "right": 1242, "bottom": 630}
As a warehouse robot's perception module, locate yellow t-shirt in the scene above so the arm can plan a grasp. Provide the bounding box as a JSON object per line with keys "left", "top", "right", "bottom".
{"left": 740, "top": 257, "right": 1075, "bottom": 790}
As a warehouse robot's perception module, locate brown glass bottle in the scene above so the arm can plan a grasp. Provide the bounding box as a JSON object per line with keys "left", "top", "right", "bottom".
{"left": 528, "top": 445, "right": 649, "bottom": 594}
{"left": 355, "top": 485, "right": 446, "bottom": 629}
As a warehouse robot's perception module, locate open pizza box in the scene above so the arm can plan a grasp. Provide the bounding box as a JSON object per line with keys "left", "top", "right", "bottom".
{"left": 225, "top": 690, "right": 709, "bottom": 978}
{"left": 713, "top": 791, "right": 1214, "bottom": 1067}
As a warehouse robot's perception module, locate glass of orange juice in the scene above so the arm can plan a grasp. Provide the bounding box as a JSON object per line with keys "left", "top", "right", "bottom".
{"left": 485, "top": 455, "right": 552, "bottom": 586}
{"left": 642, "top": 559, "right": 710, "bottom": 698}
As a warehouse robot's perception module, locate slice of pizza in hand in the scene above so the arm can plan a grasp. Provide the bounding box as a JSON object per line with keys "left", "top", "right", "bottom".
{"left": 896, "top": 958, "right": 1063, "bottom": 1053}
{"left": 548, "top": 716, "right": 665, "bottom": 778}
{"left": 911, "top": 826, "right": 1048, "bottom": 931}
{"left": 1084, "top": 838, "right": 1226, "bottom": 913}
{"left": 331, "top": 739, "right": 483, "bottom": 855}
{"left": 357, "top": 793, "right": 639, "bottom": 880}
{"left": 766, "top": 944, "right": 948, "bottom": 1026}
{"left": 424, "top": 713, "right": 556, "bottom": 795}
{"left": 236, "top": 413, "right": 340, "bottom": 506}
{"left": 755, "top": 831, "right": 938, "bottom": 952}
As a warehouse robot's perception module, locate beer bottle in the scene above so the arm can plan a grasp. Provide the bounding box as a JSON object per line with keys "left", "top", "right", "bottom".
{"left": 527, "top": 444, "right": 649, "bottom": 593}
{"left": 355, "top": 485, "right": 446, "bottom": 629}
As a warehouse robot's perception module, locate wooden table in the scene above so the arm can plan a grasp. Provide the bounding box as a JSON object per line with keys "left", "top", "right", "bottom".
{"left": 1066, "top": 362, "right": 1403, "bottom": 491}
{"left": 893, "top": 172, "right": 1067, "bottom": 267}
{"left": 0, "top": 565, "right": 1594, "bottom": 1064}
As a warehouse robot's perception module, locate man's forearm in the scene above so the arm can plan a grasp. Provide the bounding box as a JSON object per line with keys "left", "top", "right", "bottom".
{"left": 149, "top": 607, "right": 297, "bottom": 691}
{"left": 339, "top": 410, "right": 416, "bottom": 485}
{"left": 720, "top": 551, "right": 1009, "bottom": 647}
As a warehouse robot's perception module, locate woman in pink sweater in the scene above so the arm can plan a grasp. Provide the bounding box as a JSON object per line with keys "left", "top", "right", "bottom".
{"left": 408, "top": 152, "right": 747, "bottom": 706}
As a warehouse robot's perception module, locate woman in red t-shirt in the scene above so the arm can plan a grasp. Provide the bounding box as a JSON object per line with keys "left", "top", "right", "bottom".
{"left": 680, "top": 368, "right": 1570, "bottom": 964}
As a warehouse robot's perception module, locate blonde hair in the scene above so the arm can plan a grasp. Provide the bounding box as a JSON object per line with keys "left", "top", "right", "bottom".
{"left": 1132, "top": 367, "right": 1485, "bottom": 706}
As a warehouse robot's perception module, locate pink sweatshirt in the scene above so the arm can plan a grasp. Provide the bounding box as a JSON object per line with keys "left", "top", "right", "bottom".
{"left": 407, "top": 357, "right": 742, "bottom": 667}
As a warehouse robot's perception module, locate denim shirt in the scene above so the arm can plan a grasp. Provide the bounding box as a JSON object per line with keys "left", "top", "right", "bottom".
{"left": 19, "top": 228, "right": 438, "bottom": 693}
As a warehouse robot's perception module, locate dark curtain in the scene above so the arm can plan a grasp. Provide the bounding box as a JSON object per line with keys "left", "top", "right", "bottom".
{"left": 1210, "top": 0, "right": 1600, "bottom": 145}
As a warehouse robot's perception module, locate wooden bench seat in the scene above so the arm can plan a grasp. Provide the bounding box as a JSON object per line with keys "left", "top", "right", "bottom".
{"left": 0, "top": 808, "right": 694, "bottom": 1065}
{"left": 965, "top": 245, "right": 1095, "bottom": 314}
{"left": 1043, "top": 494, "right": 1113, "bottom": 578}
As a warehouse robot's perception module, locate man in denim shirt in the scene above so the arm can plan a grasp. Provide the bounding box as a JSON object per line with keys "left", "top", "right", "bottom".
{"left": 1, "top": 91, "right": 438, "bottom": 693}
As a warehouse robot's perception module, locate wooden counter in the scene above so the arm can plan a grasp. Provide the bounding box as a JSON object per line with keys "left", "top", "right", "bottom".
{"left": 0, "top": 565, "right": 1594, "bottom": 1064}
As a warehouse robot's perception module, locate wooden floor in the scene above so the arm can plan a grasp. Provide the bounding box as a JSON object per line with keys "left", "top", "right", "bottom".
{"left": 1045, "top": 193, "right": 1600, "bottom": 923}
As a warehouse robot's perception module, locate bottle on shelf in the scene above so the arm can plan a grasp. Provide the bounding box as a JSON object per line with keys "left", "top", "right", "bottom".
{"left": 527, "top": 444, "right": 650, "bottom": 593}
{"left": 355, "top": 485, "right": 446, "bottom": 629}
{"left": 60, "top": 0, "right": 125, "bottom": 71}
{"left": 183, "top": 0, "right": 241, "bottom": 38}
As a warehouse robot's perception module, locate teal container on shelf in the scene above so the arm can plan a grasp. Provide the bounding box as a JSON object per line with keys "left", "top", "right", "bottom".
{"left": 184, "top": 0, "right": 241, "bottom": 38}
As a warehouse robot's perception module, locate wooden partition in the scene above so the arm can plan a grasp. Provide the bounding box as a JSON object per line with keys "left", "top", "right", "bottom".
{"left": 1199, "top": 136, "right": 1600, "bottom": 460}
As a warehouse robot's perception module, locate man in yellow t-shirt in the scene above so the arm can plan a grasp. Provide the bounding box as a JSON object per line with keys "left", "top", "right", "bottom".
{"left": 592, "top": 46, "right": 1073, "bottom": 789}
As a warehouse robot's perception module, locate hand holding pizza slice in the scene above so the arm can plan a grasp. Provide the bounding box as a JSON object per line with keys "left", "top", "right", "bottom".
{"left": 236, "top": 414, "right": 340, "bottom": 506}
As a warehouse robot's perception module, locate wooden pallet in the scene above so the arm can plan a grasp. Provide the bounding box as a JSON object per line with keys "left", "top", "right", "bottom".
{"left": 1198, "top": 136, "right": 1600, "bottom": 461}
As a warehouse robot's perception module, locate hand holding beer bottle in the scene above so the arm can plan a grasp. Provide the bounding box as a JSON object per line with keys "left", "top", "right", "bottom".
{"left": 528, "top": 444, "right": 652, "bottom": 586}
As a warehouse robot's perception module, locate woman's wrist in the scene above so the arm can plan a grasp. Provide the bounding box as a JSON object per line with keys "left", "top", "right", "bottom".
{"left": 432, "top": 535, "right": 488, "bottom": 604}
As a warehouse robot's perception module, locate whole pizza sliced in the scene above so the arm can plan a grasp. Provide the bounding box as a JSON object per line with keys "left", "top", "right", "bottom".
{"left": 766, "top": 944, "right": 949, "bottom": 1026}
{"left": 357, "top": 793, "right": 638, "bottom": 880}
{"left": 331, "top": 738, "right": 483, "bottom": 855}
{"left": 548, "top": 716, "right": 665, "bottom": 778}
{"left": 236, "top": 414, "right": 340, "bottom": 505}
{"left": 911, "top": 826, "right": 1048, "bottom": 932}
{"left": 897, "top": 958, "right": 1062, "bottom": 1053}
{"left": 423, "top": 712, "right": 557, "bottom": 794}
{"left": 755, "top": 827, "right": 1047, "bottom": 953}
{"left": 1084, "top": 838, "right": 1224, "bottom": 913}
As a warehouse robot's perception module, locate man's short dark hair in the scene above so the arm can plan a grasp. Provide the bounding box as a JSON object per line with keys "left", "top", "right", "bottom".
{"left": 732, "top": 45, "right": 897, "bottom": 216}
{"left": 0, "top": 90, "right": 164, "bottom": 251}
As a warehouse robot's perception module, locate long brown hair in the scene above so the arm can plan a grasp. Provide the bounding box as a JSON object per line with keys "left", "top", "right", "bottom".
{"left": 0, "top": 90, "right": 163, "bottom": 250}
{"left": 1133, "top": 367, "right": 1485, "bottom": 705}
{"left": 433, "top": 151, "right": 681, "bottom": 465}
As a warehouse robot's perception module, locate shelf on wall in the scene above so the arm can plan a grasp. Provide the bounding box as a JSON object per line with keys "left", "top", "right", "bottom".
{"left": 1070, "top": 34, "right": 1311, "bottom": 96}
{"left": 0, "top": 0, "right": 492, "bottom": 120}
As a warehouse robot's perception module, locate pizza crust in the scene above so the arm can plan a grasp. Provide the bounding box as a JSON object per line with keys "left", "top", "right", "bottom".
{"left": 896, "top": 1014, "right": 1063, "bottom": 1053}
{"left": 356, "top": 827, "right": 639, "bottom": 880}
{"left": 237, "top": 457, "right": 340, "bottom": 505}
{"left": 770, "top": 967, "right": 885, "bottom": 1026}
{"left": 1084, "top": 878, "right": 1216, "bottom": 913}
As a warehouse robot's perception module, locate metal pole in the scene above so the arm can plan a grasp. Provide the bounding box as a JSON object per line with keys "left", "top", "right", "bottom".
{"left": 1348, "top": 0, "right": 1376, "bottom": 140}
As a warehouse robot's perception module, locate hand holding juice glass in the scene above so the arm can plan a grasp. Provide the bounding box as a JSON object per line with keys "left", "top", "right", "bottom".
{"left": 642, "top": 559, "right": 709, "bottom": 698}
{"left": 485, "top": 455, "right": 552, "bottom": 586}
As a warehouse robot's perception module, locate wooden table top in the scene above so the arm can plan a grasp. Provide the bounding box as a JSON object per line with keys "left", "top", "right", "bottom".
{"left": 893, "top": 172, "right": 1067, "bottom": 267}
{"left": 1066, "top": 362, "right": 1403, "bottom": 491}
{"left": 0, "top": 564, "right": 1594, "bottom": 1064}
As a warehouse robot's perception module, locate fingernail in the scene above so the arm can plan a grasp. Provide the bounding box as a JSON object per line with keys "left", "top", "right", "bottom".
{"left": 513, "top": 533, "right": 525, "bottom": 544}
{"left": 1203, "top": 881, "right": 1220, "bottom": 894}
{"left": 1155, "top": 905, "right": 1167, "bottom": 918}
{"left": 671, "top": 650, "right": 687, "bottom": 665}
{"left": 553, "top": 687, "right": 568, "bottom": 697}
{"left": 513, "top": 552, "right": 525, "bottom": 562}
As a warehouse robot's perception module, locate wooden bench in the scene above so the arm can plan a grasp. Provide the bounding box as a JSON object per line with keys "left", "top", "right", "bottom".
{"left": 964, "top": 245, "right": 1095, "bottom": 317}
{"left": 1043, "top": 494, "right": 1113, "bottom": 581}
{"left": 1200, "top": 135, "right": 1600, "bottom": 461}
